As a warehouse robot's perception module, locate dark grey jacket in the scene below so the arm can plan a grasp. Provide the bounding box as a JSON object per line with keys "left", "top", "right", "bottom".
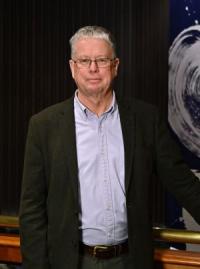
{"left": 19, "top": 96, "right": 200, "bottom": 269}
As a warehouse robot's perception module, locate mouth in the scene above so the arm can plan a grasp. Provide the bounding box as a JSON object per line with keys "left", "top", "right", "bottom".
{"left": 87, "top": 78, "right": 101, "bottom": 84}
{"left": 87, "top": 78, "right": 101, "bottom": 81}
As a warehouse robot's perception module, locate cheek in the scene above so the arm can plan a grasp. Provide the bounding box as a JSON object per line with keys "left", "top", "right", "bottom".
{"left": 74, "top": 69, "right": 83, "bottom": 80}
{"left": 108, "top": 70, "right": 117, "bottom": 81}
{"left": 74, "top": 71, "right": 87, "bottom": 86}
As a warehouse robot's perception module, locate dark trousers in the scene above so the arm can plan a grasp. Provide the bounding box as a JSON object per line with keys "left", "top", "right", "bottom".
{"left": 78, "top": 253, "right": 133, "bottom": 269}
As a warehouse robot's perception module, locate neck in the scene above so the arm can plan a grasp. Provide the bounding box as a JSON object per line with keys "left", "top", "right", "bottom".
{"left": 77, "top": 90, "right": 113, "bottom": 117}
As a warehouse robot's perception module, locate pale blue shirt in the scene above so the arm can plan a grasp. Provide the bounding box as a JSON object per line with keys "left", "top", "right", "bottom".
{"left": 74, "top": 91, "right": 127, "bottom": 246}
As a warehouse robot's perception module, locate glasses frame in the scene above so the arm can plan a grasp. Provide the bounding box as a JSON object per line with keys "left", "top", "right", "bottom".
{"left": 71, "top": 57, "right": 116, "bottom": 68}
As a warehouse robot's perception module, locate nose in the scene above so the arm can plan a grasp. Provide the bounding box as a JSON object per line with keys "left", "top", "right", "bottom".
{"left": 89, "top": 60, "right": 99, "bottom": 72}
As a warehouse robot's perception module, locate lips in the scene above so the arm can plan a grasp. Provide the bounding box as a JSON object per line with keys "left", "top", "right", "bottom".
{"left": 87, "top": 78, "right": 101, "bottom": 81}
{"left": 87, "top": 78, "right": 101, "bottom": 84}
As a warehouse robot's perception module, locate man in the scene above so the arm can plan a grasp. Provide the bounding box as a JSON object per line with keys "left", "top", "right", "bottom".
{"left": 19, "top": 26, "right": 200, "bottom": 269}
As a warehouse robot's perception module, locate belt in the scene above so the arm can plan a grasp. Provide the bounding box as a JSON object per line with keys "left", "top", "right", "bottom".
{"left": 79, "top": 241, "right": 129, "bottom": 259}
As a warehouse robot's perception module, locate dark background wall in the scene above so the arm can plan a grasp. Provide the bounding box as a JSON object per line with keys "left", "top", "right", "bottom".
{"left": 0, "top": 0, "right": 168, "bottom": 223}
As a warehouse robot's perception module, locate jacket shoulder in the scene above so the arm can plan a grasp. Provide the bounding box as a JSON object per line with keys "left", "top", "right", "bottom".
{"left": 132, "top": 98, "right": 157, "bottom": 113}
{"left": 31, "top": 97, "right": 73, "bottom": 123}
{"left": 118, "top": 96, "right": 158, "bottom": 117}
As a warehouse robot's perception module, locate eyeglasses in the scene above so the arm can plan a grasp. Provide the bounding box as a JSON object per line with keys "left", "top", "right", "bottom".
{"left": 72, "top": 57, "right": 116, "bottom": 68}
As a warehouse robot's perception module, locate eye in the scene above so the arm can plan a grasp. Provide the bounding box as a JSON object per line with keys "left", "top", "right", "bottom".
{"left": 97, "top": 58, "right": 108, "bottom": 64}
{"left": 79, "top": 59, "right": 90, "bottom": 65}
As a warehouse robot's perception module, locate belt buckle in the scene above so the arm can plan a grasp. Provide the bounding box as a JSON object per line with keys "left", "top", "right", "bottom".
{"left": 93, "top": 245, "right": 109, "bottom": 257}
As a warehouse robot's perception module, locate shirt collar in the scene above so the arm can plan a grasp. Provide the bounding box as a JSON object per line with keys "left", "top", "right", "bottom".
{"left": 74, "top": 90, "right": 117, "bottom": 119}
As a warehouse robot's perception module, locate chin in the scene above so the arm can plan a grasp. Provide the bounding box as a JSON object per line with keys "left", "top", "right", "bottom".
{"left": 87, "top": 87, "right": 103, "bottom": 93}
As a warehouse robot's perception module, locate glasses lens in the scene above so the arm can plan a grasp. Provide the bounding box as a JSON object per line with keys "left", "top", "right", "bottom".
{"left": 96, "top": 58, "right": 110, "bottom": 67}
{"left": 78, "top": 59, "right": 91, "bottom": 67}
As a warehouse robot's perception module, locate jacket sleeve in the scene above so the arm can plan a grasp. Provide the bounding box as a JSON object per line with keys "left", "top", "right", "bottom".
{"left": 19, "top": 116, "right": 50, "bottom": 269}
{"left": 155, "top": 112, "right": 200, "bottom": 224}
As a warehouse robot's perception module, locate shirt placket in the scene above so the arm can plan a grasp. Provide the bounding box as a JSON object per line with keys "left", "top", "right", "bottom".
{"left": 99, "top": 116, "right": 115, "bottom": 244}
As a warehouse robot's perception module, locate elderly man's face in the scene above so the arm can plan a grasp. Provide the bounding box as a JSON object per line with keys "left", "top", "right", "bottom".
{"left": 69, "top": 38, "right": 119, "bottom": 99}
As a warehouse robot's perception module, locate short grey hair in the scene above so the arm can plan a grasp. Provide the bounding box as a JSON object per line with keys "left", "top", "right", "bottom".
{"left": 69, "top": 25, "right": 117, "bottom": 58}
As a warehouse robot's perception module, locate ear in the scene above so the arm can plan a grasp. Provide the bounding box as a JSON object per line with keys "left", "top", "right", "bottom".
{"left": 113, "top": 58, "right": 120, "bottom": 76}
{"left": 69, "top": 59, "right": 75, "bottom": 78}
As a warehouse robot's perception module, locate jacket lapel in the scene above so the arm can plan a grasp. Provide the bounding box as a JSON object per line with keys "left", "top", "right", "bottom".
{"left": 118, "top": 99, "right": 136, "bottom": 193}
{"left": 58, "top": 97, "right": 79, "bottom": 201}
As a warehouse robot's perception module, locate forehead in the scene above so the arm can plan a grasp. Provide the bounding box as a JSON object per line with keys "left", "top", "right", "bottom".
{"left": 73, "top": 37, "right": 113, "bottom": 57}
